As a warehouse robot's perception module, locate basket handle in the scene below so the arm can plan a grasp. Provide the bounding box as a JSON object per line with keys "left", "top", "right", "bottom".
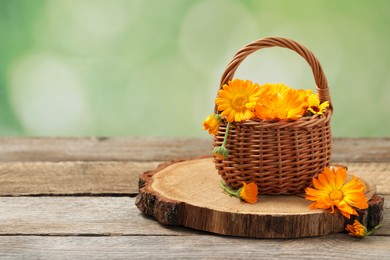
{"left": 215, "top": 37, "right": 332, "bottom": 113}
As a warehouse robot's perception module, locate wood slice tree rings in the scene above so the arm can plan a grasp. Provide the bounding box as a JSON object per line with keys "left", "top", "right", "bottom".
{"left": 135, "top": 158, "right": 384, "bottom": 238}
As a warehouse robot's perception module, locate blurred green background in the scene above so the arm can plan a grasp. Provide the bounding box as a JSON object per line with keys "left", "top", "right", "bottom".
{"left": 0, "top": 0, "right": 389, "bottom": 137}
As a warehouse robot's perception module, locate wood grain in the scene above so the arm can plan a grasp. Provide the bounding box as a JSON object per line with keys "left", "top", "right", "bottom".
{"left": 0, "top": 197, "right": 388, "bottom": 236}
{"left": 0, "top": 137, "right": 388, "bottom": 196}
{"left": 0, "top": 161, "right": 160, "bottom": 196}
{"left": 332, "top": 138, "right": 390, "bottom": 162}
{"left": 347, "top": 163, "right": 390, "bottom": 195}
{"left": 0, "top": 160, "right": 389, "bottom": 196}
{"left": 0, "top": 137, "right": 212, "bottom": 162}
{"left": 0, "top": 235, "right": 389, "bottom": 259}
{"left": 0, "top": 137, "right": 389, "bottom": 162}
{"left": 0, "top": 197, "right": 191, "bottom": 236}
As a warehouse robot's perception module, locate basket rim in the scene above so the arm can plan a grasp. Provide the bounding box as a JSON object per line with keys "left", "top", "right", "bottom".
{"left": 216, "top": 109, "right": 332, "bottom": 129}
{"left": 214, "top": 36, "right": 332, "bottom": 114}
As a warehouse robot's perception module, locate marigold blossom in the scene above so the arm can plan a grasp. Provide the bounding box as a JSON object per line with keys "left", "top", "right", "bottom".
{"left": 216, "top": 79, "right": 261, "bottom": 122}
{"left": 203, "top": 114, "right": 221, "bottom": 135}
{"left": 239, "top": 182, "right": 258, "bottom": 204}
{"left": 305, "top": 167, "right": 368, "bottom": 219}
{"left": 254, "top": 83, "right": 306, "bottom": 120}
{"left": 220, "top": 181, "right": 258, "bottom": 204}
{"left": 345, "top": 220, "right": 382, "bottom": 238}
{"left": 346, "top": 220, "right": 367, "bottom": 238}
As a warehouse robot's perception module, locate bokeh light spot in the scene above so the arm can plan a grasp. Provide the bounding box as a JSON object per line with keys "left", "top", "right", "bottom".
{"left": 8, "top": 53, "right": 93, "bottom": 135}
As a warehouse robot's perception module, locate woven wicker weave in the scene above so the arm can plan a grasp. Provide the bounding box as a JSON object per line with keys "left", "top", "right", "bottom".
{"left": 213, "top": 37, "right": 332, "bottom": 194}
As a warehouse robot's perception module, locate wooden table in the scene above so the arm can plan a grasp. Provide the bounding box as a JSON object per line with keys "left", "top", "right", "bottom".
{"left": 0, "top": 137, "right": 389, "bottom": 259}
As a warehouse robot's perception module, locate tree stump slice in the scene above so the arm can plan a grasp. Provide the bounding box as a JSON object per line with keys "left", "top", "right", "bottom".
{"left": 136, "top": 157, "right": 384, "bottom": 238}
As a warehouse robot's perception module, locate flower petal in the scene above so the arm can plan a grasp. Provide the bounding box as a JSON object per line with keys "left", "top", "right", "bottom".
{"left": 239, "top": 182, "right": 258, "bottom": 204}
{"left": 335, "top": 167, "right": 347, "bottom": 189}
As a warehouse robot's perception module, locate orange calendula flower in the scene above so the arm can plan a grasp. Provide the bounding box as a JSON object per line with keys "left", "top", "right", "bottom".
{"left": 220, "top": 181, "right": 258, "bottom": 204}
{"left": 254, "top": 83, "right": 306, "bottom": 120}
{"left": 239, "top": 182, "right": 258, "bottom": 204}
{"left": 346, "top": 220, "right": 367, "bottom": 238}
{"left": 346, "top": 220, "right": 382, "bottom": 238}
{"left": 203, "top": 114, "right": 221, "bottom": 135}
{"left": 216, "top": 79, "right": 261, "bottom": 122}
{"left": 305, "top": 167, "right": 368, "bottom": 219}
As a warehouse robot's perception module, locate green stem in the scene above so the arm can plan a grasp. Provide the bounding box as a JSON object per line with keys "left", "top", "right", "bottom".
{"left": 220, "top": 181, "right": 239, "bottom": 198}
{"left": 222, "top": 122, "right": 230, "bottom": 147}
{"left": 367, "top": 224, "right": 382, "bottom": 236}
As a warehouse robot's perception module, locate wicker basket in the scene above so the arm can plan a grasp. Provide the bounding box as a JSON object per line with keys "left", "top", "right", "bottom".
{"left": 214, "top": 37, "right": 332, "bottom": 194}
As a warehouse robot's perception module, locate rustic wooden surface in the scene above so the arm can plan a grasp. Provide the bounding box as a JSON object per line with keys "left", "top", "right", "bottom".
{"left": 0, "top": 137, "right": 389, "bottom": 258}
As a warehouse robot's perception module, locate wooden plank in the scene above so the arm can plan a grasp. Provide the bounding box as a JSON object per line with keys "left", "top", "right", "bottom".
{"left": 0, "top": 161, "right": 389, "bottom": 196}
{"left": 0, "top": 197, "right": 191, "bottom": 236}
{"left": 0, "top": 197, "right": 388, "bottom": 236}
{"left": 332, "top": 137, "right": 390, "bottom": 163}
{"left": 347, "top": 163, "right": 390, "bottom": 195}
{"left": 0, "top": 161, "right": 160, "bottom": 196}
{"left": 0, "top": 137, "right": 212, "bottom": 162}
{"left": 0, "top": 235, "right": 389, "bottom": 259}
{"left": 0, "top": 137, "right": 389, "bottom": 163}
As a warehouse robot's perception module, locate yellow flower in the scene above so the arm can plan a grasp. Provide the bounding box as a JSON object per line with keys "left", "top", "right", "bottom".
{"left": 254, "top": 83, "right": 306, "bottom": 120}
{"left": 346, "top": 220, "right": 367, "bottom": 238}
{"left": 216, "top": 79, "right": 261, "bottom": 122}
{"left": 203, "top": 114, "right": 221, "bottom": 135}
{"left": 305, "top": 167, "right": 368, "bottom": 219}
{"left": 305, "top": 93, "right": 329, "bottom": 115}
{"left": 220, "top": 181, "right": 258, "bottom": 204}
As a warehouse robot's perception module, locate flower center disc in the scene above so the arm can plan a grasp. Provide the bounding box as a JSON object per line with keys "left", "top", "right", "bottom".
{"left": 231, "top": 94, "right": 248, "bottom": 111}
{"left": 329, "top": 190, "right": 343, "bottom": 201}
{"left": 311, "top": 106, "right": 320, "bottom": 112}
